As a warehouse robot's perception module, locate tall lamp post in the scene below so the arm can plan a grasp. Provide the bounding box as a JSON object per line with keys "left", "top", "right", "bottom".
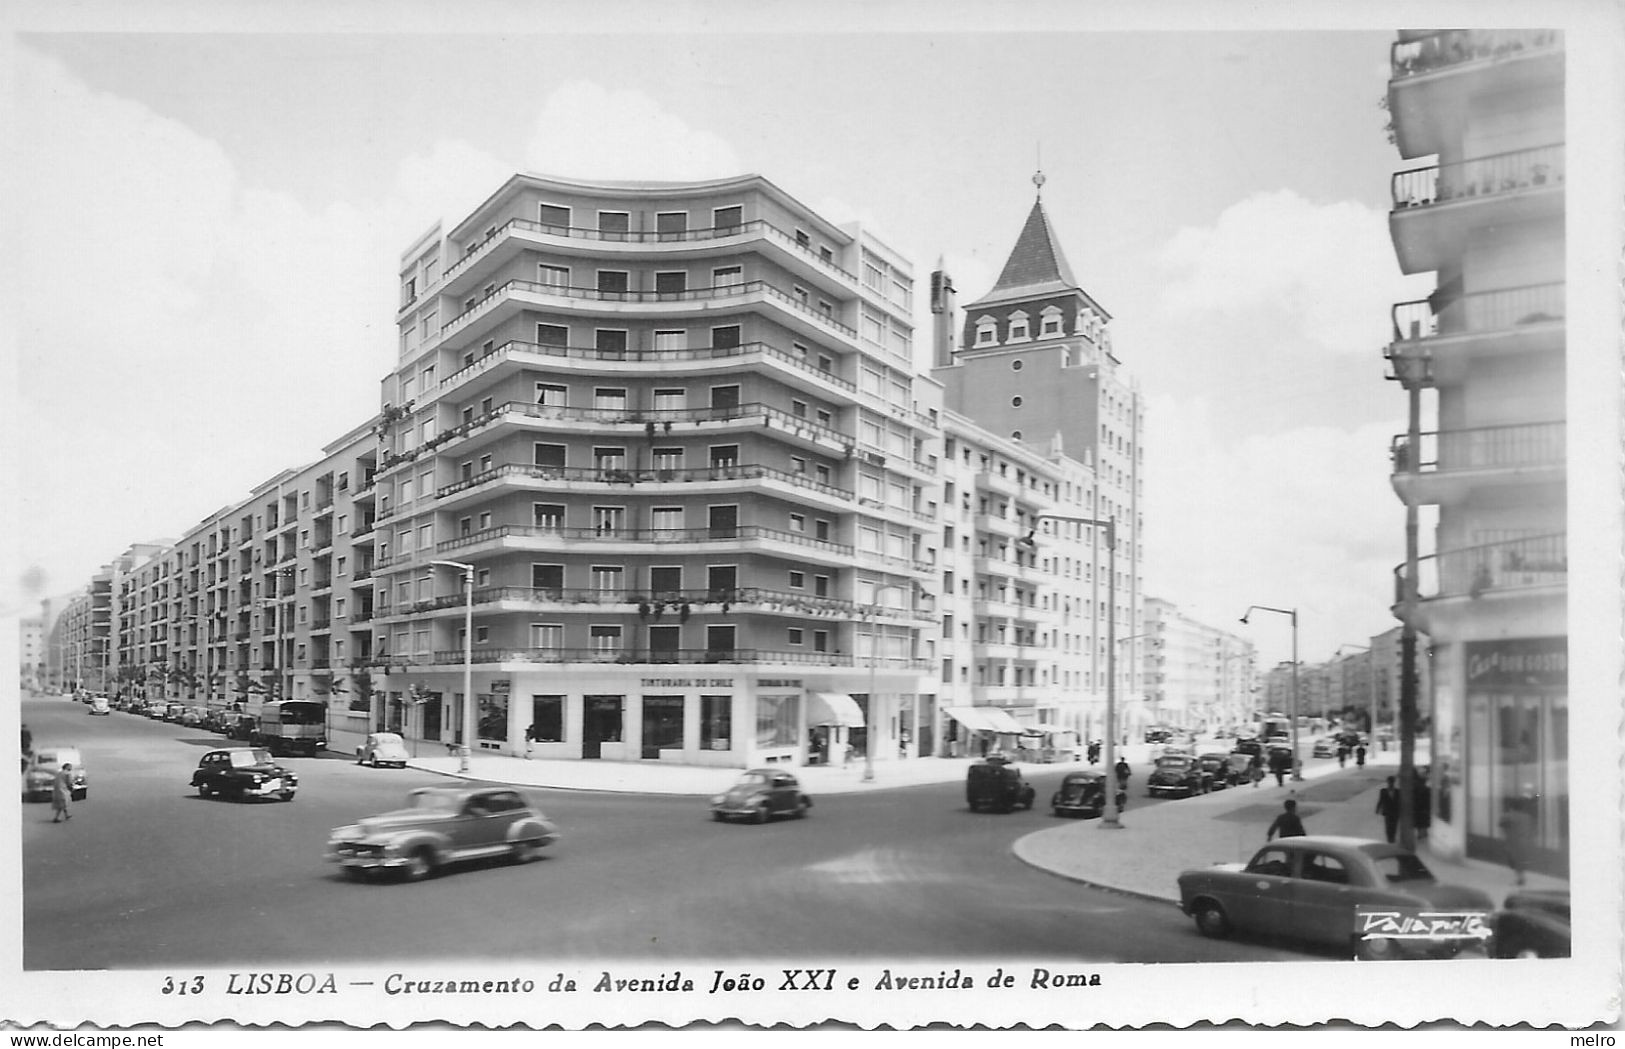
{"left": 1022, "top": 514, "right": 1121, "bottom": 827}
{"left": 860, "top": 585, "right": 903, "bottom": 784}
{"left": 432, "top": 559, "right": 476, "bottom": 773}
{"left": 1241, "top": 605, "right": 1300, "bottom": 782}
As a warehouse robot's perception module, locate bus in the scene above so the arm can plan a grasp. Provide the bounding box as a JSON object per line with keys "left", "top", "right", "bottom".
{"left": 250, "top": 700, "right": 328, "bottom": 757}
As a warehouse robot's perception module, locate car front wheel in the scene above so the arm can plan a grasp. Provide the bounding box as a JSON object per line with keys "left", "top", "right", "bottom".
{"left": 751, "top": 802, "right": 769, "bottom": 824}
{"left": 197, "top": 782, "right": 213, "bottom": 798}
{"left": 402, "top": 848, "right": 436, "bottom": 881}
{"left": 279, "top": 789, "right": 296, "bottom": 802}
{"left": 510, "top": 840, "right": 540, "bottom": 865}
{"left": 1193, "top": 901, "right": 1232, "bottom": 939}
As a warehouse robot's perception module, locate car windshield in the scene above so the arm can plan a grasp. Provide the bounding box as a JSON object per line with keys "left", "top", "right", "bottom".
{"left": 1154, "top": 757, "right": 1190, "bottom": 769}
{"left": 407, "top": 792, "right": 462, "bottom": 812}
{"left": 734, "top": 772, "right": 770, "bottom": 788}
{"left": 1367, "top": 850, "right": 1436, "bottom": 884}
{"left": 230, "top": 749, "right": 274, "bottom": 768}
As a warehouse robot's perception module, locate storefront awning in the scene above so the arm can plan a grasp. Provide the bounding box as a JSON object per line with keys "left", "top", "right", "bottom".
{"left": 981, "top": 708, "right": 1027, "bottom": 735}
{"left": 808, "top": 692, "right": 865, "bottom": 728}
{"left": 943, "top": 706, "right": 996, "bottom": 732}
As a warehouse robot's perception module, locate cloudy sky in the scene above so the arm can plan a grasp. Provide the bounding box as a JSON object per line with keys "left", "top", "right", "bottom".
{"left": 3, "top": 2, "right": 1609, "bottom": 670}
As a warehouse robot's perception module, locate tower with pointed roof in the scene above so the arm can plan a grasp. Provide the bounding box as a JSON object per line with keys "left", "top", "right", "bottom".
{"left": 930, "top": 175, "right": 1146, "bottom": 739}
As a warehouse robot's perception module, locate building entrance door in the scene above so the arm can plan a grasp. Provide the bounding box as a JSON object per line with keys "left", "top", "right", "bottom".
{"left": 422, "top": 694, "right": 442, "bottom": 742}
{"left": 582, "top": 695, "right": 623, "bottom": 759}
{"left": 641, "top": 695, "right": 685, "bottom": 759}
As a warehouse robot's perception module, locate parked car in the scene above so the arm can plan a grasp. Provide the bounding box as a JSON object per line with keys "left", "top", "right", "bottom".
{"left": 710, "top": 769, "right": 812, "bottom": 823}
{"left": 88, "top": 696, "right": 111, "bottom": 716}
{"left": 1051, "top": 770, "right": 1107, "bottom": 818}
{"left": 326, "top": 786, "right": 559, "bottom": 881}
{"left": 1196, "top": 752, "right": 1234, "bottom": 789}
{"left": 965, "top": 756, "right": 1035, "bottom": 813}
{"left": 162, "top": 702, "right": 187, "bottom": 722}
{"left": 1146, "top": 755, "right": 1212, "bottom": 798}
{"left": 1143, "top": 727, "right": 1174, "bottom": 744}
{"left": 225, "top": 713, "right": 257, "bottom": 740}
{"left": 1231, "top": 736, "right": 1264, "bottom": 758}
{"left": 1490, "top": 889, "right": 1570, "bottom": 958}
{"left": 356, "top": 732, "right": 410, "bottom": 769}
{"left": 1178, "top": 835, "right": 1494, "bottom": 958}
{"left": 201, "top": 708, "right": 232, "bottom": 734}
{"left": 23, "top": 747, "right": 88, "bottom": 801}
{"left": 190, "top": 747, "right": 299, "bottom": 802}
{"left": 179, "top": 707, "right": 207, "bottom": 728}
{"left": 1312, "top": 736, "right": 1340, "bottom": 758}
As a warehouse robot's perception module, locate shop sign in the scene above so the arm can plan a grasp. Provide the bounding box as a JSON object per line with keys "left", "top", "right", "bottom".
{"left": 1464, "top": 638, "right": 1566, "bottom": 690}
{"left": 639, "top": 677, "right": 735, "bottom": 688}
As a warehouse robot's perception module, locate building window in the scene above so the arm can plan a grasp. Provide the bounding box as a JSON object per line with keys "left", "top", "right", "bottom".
{"left": 1012, "top": 396, "right": 1023, "bottom": 408}
{"left": 713, "top": 205, "right": 742, "bottom": 231}
{"left": 788, "top": 513, "right": 806, "bottom": 533}
{"left": 656, "top": 211, "right": 688, "bottom": 238}
{"left": 536, "top": 383, "right": 567, "bottom": 406}
{"left": 594, "top": 387, "right": 628, "bottom": 410}
{"left": 538, "top": 203, "right": 570, "bottom": 230}
{"left": 1008, "top": 312, "right": 1030, "bottom": 342}
{"left": 788, "top": 571, "right": 805, "bottom": 589}
{"left": 531, "top": 695, "right": 565, "bottom": 741}
{"left": 596, "top": 270, "right": 629, "bottom": 296}
{"left": 538, "top": 264, "right": 570, "bottom": 288}
{"left": 712, "top": 265, "right": 743, "bottom": 288}
{"left": 653, "top": 329, "right": 687, "bottom": 351}
{"left": 975, "top": 316, "right": 997, "bottom": 347}
{"left": 536, "top": 323, "right": 568, "bottom": 347}
{"left": 700, "top": 695, "right": 731, "bottom": 750}
{"left": 530, "top": 624, "right": 563, "bottom": 650}
{"left": 654, "top": 271, "right": 687, "bottom": 296}
{"left": 598, "top": 211, "right": 630, "bottom": 238}
{"left": 788, "top": 628, "right": 804, "bottom": 646}
{"left": 590, "top": 624, "right": 622, "bottom": 656}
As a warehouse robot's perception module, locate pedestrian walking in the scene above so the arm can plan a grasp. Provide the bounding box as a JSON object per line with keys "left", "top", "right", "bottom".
{"left": 1355, "top": 743, "right": 1367, "bottom": 768}
{"left": 1266, "top": 799, "right": 1306, "bottom": 841}
{"left": 51, "top": 763, "right": 74, "bottom": 822}
{"left": 21, "top": 723, "right": 32, "bottom": 756}
{"left": 1114, "top": 757, "right": 1131, "bottom": 791}
{"left": 1337, "top": 744, "right": 1348, "bottom": 769}
{"left": 1249, "top": 756, "right": 1264, "bottom": 788}
{"left": 1269, "top": 748, "right": 1289, "bottom": 787}
{"left": 1113, "top": 788, "right": 1128, "bottom": 814}
{"left": 523, "top": 722, "right": 537, "bottom": 759}
{"left": 1375, "top": 775, "right": 1402, "bottom": 843}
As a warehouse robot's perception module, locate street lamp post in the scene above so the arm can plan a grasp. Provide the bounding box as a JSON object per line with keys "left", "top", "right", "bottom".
{"left": 1241, "top": 605, "right": 1300, "bottom": 782}
{"left": 1022, "top": 514, "right": 1121, "bottom": 827}
{"left": 861, "top": 584, "right": 903, "bottom": 784}
{"left": 432, "top": 559, "right": 476, "bottom": 773}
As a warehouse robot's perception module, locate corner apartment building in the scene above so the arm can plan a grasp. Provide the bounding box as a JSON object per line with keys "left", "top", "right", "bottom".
{"left": 930, "top": 181, "right": 1145, "bottom": 750}
{"left": 1143, "top": 597, "right": 1255, "bottom": 734}
{"left": 373, "top": 173, "right": 937, "bottom": 769}
{"left": 114, "top": 422, "right": 380, "bottom": 748}
{"left": 19, "top": 616, "right": 44, "bottom": 690}
{"left": 1384, "top": 29, "right": 1566, "bottom": 874}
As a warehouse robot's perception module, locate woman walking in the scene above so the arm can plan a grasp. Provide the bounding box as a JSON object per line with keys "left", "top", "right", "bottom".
{"left": 51, "top": 762, "right": 75, "bottom": 822}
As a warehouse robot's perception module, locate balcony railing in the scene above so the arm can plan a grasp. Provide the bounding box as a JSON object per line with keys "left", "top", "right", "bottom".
{"left": 438, "top": 338, "right": 855, "bottom": 394}
{"left": 1391, "top": 143, "right": 1564, "bottom": 210}
{"left": 435, "top": 523, "right": 853, "bottom": 557}
{"left": 1390, "top": 29, "right": 1562, "bottom": 80}
{"left": 434, "top": 398, "right": 847, "bottom": 464}
{"left": 384, "top": 585, "right": 922, "bottom": 621}
{"left": 436, "top": 458, "right": 853, "bottom": 502}
{"left": 1399, "top": 532, "right": 1566, "bottom": 604}
{"left": 1390, "top": 421, "right": 1565, "bottom": 475}
{"left": 385, "top": 647, "right": 927, "bottom": 669}
{"left": 1390, "top": 282, "right": 1564, "bottom": 342}
{"left": 440, "top": 278, "right": 857, "bottom": 343}
{"left": 443, "top": 216, "right": 857, "bottom": 286}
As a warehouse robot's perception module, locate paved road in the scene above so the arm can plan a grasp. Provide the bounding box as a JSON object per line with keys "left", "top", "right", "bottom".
{"left": 22, "top": 695, "right": 1312, "bottom": 969}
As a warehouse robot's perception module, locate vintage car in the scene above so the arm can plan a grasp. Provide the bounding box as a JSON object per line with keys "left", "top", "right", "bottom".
{"left": 710, "top": 769, "right": 812, "bottom": 823}
{"left": 179, "top": 707, "right": 208, "bottom": 728}
{"left": 1178, "top": 835, "right": 1495, "bottom": 958}
{"left": 356, "top": 732, "right": 410, "bottom": 768}
{"left": 1196, "top": 752, "right": 1235, "bottom": 789}
{"left": 162, "top": 702, "right": 188, "bottom": 722}
{"left": 326, "top": 786, "right": 559, "bottom": 880}
{"left": 1312, "top": 736, "right": 1340, "bottom": 758}
{"left": 200, "top": 708, "right": 232, "bottom": 734}
{"left": 88, "top": 696, "right": 111, "bottom": 716}
{"left": 191, "top": 747, "right": 299, "bottom": 802}
{"left": 1231, "top": 736, "right": 1264, "bottom": 758}
{"left": 965, "top": 756, "right": 1036, "bottom": 813}
{"left": 23, "top": 747, "right": 88, "bottom": 801}
{"left": 1146, "top": 754, "right": 1212, "bottom": 798}
{"left": 1051, "top": 770, "right": 1107, "bottom": 818}
{"left": 225, "top": 713, "right": 258, "bottom": 741}
{"left": 1490, "top": 889, "right": 1570, "bottom": 958}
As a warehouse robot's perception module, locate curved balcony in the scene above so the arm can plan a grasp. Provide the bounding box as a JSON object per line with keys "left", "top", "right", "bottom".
{"left": 1390, "top": 421, "right": 1564, "bottom": 505}
{"left": 1391, "top": 29, "right": 1563, "bottom": 80}
{"left": 1395, "top": 532, "right": 1566, "bottom": 629}
{"left": 436, "top": 338, "right": 856, "bottom": 404}
{"left": 1388, "top": 31, "right": 1564, "bottom": 158}
{"left": 1390, "top": 145, "right": 1564, "bottom": 273}
{"left": 435, "top": 459, "right": 852, "bottom": 513}
{"left": 374, "top": 648, "right": 932, "bottom": 671}
{"left": 1388, "top": 282, "right": 1563, "bottom": 382}
{"left": 435, "top": 523, "right": 854, "bottom": 564}
{"left": 437, "top": 278, "right": 857, "bottom": 351}
{"left": 376, "top": 585, "right": 928, "bottom": 624}
{"left": 441, "top": 216, "right": 857, "bottom": 296}
{"left": 431, "top": 398, "right": 852, "bottom": 463}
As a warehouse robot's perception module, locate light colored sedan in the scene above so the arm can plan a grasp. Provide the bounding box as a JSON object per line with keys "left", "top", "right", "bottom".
{"left": 355, "top": 732, "right": 410, "bottom": 768}
{"left": 1178, "top": 835, "right": 1494, "bottom": 958}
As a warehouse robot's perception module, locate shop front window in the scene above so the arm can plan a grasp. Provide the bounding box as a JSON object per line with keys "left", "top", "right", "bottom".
{"left": 531, "top": 695, "right": 564, "bottom": 742}
{"left": 756, "top": 694, "right": 799, "bottom": 749}
{"left": 478, "top": 689, "right": 508, "bottom": 743}
{"left": 701, "top": 694, "right": 731, "bottom": 750}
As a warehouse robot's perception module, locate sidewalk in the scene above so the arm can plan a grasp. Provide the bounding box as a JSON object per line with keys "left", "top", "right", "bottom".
{"left": 1011, "top": 748, "right": 1567, "bottom": 910}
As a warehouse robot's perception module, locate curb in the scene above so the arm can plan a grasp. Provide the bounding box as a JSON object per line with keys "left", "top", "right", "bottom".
{"left": 1009, "top": 824, "right": 1183, "bottom": 907}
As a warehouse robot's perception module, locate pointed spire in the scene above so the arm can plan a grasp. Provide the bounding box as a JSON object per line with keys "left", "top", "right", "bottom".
{"left": 979, "top": 195, "right": 1080, "bottom": 301}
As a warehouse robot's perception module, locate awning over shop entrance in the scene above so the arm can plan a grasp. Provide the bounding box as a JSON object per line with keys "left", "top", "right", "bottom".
{"left": 808, "top": 692, "right": 865, "bottom": 728}
{"left": 944, "top": 706, "right": 1027, "bottom": 734}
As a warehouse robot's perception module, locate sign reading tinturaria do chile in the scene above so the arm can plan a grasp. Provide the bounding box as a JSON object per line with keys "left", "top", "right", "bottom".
{"left": 1464, "top": 637, "right": 1566, "bottom": 690}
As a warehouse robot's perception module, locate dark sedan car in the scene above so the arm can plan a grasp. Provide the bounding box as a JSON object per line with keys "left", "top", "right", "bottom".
{"left": 1490, "top": 889, "right": 1570, "bottom": 958}
{"left": 1196, "top": 752, "right": 1236, "bottom": 789}
{"left": 965, "top": 756, "right": 1036, "bottom": 813}
{"left": 710, "top": 769, "right": 812, "bottom": 823}
{"left": 191, "top": 747, "right": 299, "bottom": 802}
{"left": 1146, "top": 755, "right": 1212, "bottom": 798}
{"left": 1051, "top": 770, "right": 1107, "bottom": 818}
{"left": 1178, "top": 835, "right": 1494, "bottom": 958}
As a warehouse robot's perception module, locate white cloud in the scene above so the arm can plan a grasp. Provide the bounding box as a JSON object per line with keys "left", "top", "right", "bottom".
{"left": 521, "top": 81, "right": 741, "bottom": 182}
{"left": 1142, "top": 391, "right": 1404, "bottom": 665}
{"left": 1156, "top": 189, "right": 1428, "bottom": 357}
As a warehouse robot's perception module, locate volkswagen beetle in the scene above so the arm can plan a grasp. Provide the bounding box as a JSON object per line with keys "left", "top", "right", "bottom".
{"left": 710, "top": 769, "right": 812, "bottom": 823}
